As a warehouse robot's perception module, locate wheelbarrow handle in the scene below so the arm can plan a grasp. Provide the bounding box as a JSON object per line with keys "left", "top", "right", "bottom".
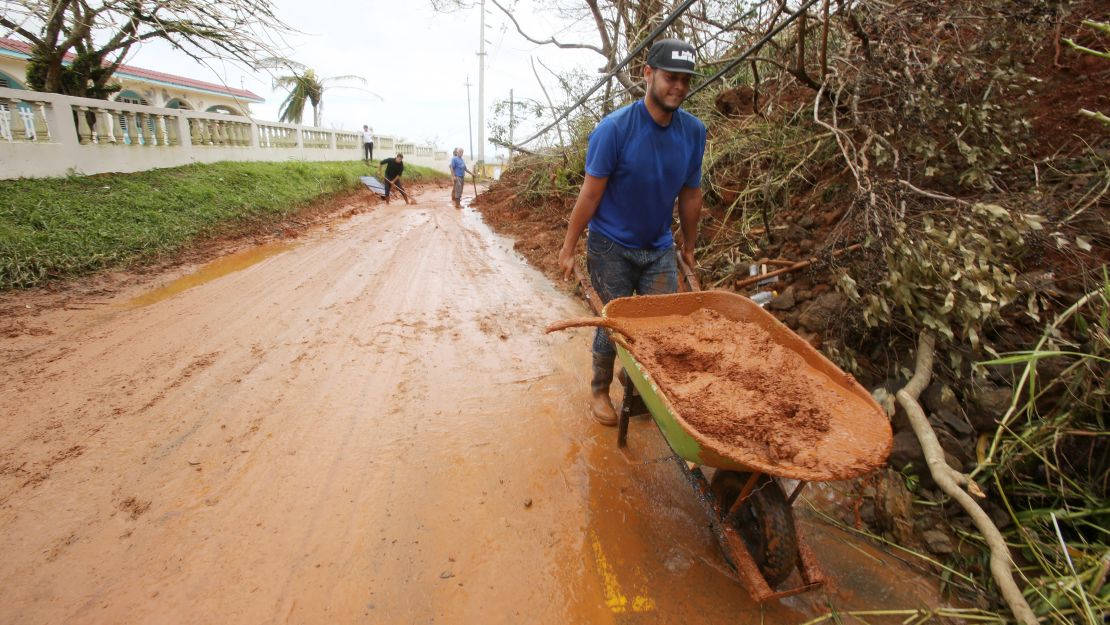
{"left": 677, "top": 251, "right": 701, "bottom": 292}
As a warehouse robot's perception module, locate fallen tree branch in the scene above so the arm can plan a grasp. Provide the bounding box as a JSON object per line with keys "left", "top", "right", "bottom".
{"left": 734, "top": 243, "right": 862, "bottom": 289}
{"left": 896, "top": 331, "right": 1038, "bottom": 625}
{"left": 897, "top": 179, "right": 969, "bottom": 204}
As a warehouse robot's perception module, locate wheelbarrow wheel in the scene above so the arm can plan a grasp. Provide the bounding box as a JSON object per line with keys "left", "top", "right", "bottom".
{"left": 709, "top": 470, "right": 798, "bottom": 588}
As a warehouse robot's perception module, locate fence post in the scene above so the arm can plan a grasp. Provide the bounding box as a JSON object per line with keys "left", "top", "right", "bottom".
{"left": 43, "top": 94, "right": 79, "bottom": 148}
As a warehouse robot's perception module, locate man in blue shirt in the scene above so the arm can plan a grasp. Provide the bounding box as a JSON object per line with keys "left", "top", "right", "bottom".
{"left": 449, "top": 148, "right": 473, "bottom": 208}
{"left": 557, "top": 38, "right": 706, "bottom": 426}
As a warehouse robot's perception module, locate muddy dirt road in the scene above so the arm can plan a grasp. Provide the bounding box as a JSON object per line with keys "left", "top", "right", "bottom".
{"left": 1, "top": 190, "right": 948, "bottom": 624}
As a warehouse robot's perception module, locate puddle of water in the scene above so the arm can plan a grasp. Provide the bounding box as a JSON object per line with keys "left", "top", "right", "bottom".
{"left": 123, "top": 242, "right": 295, "bottom": 308}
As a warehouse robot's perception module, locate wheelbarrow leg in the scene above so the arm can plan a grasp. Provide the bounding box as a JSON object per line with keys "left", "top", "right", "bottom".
{"left": 616, "top": 368, "right": 647, "bottom": 448}
{"left": 617, "top": 405, "right": 630, "bottom": 448}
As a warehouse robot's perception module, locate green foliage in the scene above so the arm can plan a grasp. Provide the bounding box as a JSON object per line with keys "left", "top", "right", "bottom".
{"left": 0, "top": 160, "right": 445, "bottom": 289}
{"left": 25, "top": 49, "right": 122, "bottom": 99}
{"left": 262, "top": 58, "right": 371, "bottom": 128}
{"left": 973, "top": 277, "right": 1109, "bottom": 625}
{"left": 846, "top": 203, "right": 1041, "bottom": 349}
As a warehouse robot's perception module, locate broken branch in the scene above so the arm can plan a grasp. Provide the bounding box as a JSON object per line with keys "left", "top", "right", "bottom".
{"left": 896, "top": 332, "right": 1037, "bottom": 625}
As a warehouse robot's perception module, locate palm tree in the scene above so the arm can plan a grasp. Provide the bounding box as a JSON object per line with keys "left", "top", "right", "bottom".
{"left": 263, "top": 59, "right": 375, "bottom": 127}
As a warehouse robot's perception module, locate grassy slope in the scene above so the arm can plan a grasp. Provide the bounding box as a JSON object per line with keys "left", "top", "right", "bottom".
{"left": 0, "top": 160, "right": 446, "bottom": 289}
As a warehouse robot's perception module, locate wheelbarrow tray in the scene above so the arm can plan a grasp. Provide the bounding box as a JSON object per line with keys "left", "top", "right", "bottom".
{"left": 605, "top": 290, "right": 891, "bottom": 482}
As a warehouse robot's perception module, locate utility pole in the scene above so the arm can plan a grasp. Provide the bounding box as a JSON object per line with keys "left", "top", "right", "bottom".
{"left": 464, "top": 76, "right": 474, "bottom": 158}
{"left": 477, "top": 0, "right": 487, "bottom": 165}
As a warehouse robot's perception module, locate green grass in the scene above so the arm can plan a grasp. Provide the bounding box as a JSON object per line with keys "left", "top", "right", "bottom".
{"left": 0, "top": 160, "right": 447, "bottom": 289}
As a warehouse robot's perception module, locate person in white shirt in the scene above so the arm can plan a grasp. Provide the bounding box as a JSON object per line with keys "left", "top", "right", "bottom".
{"left": 362, "top": 125, "right": 374, "bottom": 162}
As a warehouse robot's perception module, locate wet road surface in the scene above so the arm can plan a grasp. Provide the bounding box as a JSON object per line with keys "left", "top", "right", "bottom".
{"left": 1, "top": 189, "right": 947, "bottom": 623}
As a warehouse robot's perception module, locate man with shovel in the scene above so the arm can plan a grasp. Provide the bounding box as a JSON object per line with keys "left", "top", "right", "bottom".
{"left": 379, "top": 153, "right": 410, "bottom": 204}
{"left": 556, "top": 38, "right": 706, "bottom": 427}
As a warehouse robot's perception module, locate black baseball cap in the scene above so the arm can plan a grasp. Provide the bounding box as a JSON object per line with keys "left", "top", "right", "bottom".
{"left": 646, "top": 38, "right": 697, "bottom": 75}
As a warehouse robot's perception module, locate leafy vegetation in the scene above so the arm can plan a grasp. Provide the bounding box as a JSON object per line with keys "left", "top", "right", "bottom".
{"left": 972, "top": 276, "right": 1109, "bottom": 625}
{"left": 260, "top": 58, "right": 376, "bottom": 127}
{"left": 0, "top": 160, "right": 445, "bottom": 289}
{"left": 1, "top": 1, "right": 290, "bottom": 99}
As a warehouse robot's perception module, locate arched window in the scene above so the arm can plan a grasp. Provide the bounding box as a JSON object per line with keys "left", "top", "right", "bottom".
{"left": 205, "top": 104, "right": 241, "bottom": 116}
{"left": 0, "top": 70, "right": 24, "bottom": 89}
{"left": 165, "top": 98, "right": 192, "bottom": 110}
{"left": 115, "top": 90, "right": 149, "bottom": 105}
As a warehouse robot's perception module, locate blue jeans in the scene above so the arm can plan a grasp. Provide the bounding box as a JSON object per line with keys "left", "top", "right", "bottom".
{"left": 586, "top": 230, "right": 677, "bottom": 358}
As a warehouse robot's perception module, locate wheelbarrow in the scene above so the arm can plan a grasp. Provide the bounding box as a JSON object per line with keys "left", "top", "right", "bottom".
{"left": 553, "top": 287, "right": 892, "bottom": 602}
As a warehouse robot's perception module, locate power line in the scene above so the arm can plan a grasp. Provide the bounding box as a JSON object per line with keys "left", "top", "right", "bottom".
{"left": 688, "top": 0, "right": 822, "bottom": 99}
{"left": 508, "top": 0, "right": 700, "bottom": 148}
{"left": 505, "top": 0, "right": 823, "bottom": 150}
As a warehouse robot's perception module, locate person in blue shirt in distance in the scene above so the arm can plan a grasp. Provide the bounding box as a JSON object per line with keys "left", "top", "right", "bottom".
{"left": 449, "top": 148, "right": 474, "bottom": 208}
{"left": 556, "top": 38, "right": 706, "bottom": 427}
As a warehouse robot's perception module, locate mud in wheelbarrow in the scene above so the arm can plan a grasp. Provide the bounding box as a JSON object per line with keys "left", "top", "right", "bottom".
{"left": 602, "top": 290, "right": 892, "bottom": 602}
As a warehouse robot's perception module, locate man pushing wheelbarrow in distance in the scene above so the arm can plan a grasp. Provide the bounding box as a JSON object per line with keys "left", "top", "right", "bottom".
{"left": 557, "top": 38, "right": 706, "bottom": 427}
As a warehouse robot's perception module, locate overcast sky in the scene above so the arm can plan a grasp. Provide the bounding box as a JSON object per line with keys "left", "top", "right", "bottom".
{"left": 126, "top": 1, "right": 598, "bottom": 162}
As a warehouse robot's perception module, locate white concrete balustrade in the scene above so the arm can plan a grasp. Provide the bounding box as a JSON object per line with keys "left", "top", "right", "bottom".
{"left": 0, "top": 86, "right": 449, "bottom": 179}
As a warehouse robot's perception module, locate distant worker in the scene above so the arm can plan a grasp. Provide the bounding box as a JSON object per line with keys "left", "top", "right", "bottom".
{"left": 379, "top": 153, "right": 408, "bottom": 203}
{"left": 448, "top": 148, "right": 474, "bottom": 208}
{"left": 556, "top": 39, "right": 706, "bottom": 427}
{"left": 362, "top": 125, "right": 374, "bottom": 162}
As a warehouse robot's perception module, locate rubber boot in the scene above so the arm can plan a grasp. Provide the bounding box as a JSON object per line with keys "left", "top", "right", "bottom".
{"left": 590, "top": 352, "right": 618, "bottom": 427}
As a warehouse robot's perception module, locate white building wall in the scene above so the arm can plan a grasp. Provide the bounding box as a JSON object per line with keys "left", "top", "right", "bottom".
{"left": 0, "top": 87, "right": 450, "bottom": 179}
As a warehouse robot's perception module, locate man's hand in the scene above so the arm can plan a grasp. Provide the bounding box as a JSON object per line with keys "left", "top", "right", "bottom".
{"left": 558, "top": 246, "right": 576, "bottom": 281}
{"left": 681, "top": 247, "right": 695, "bottom": 274}
{"left": 557, "top": 174, "right": 608, "bottom": 283}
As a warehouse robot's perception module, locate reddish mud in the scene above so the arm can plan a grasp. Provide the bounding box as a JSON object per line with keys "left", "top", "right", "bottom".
{"left": 604, "top": 292, "right": 891, "bottom": 481}
{"left": 635, "top": 309, "right": 833, "bottom": 465}
{"left": 2, "top": 188, "right": 941, "bottom": 624}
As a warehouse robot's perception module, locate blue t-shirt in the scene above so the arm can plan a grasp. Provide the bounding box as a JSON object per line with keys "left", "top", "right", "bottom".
{"left": 585, "top": 100, "right": 706, "bottom": 249}
{"left": 449, "top": 155, "right": 466, "bottom": 177}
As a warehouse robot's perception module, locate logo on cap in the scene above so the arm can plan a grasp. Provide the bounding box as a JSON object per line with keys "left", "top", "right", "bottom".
{"left": 672, "top": 50, "right": 695, "bottom": 63}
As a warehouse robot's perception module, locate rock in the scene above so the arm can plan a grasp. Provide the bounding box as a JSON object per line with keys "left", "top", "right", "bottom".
{"left": 859, "top": 501, "right": 876, "bottom": 525}
{"left": 798, "top": 331, "right": 822, "bottom": 349}
{"left": 891, "top": 400, "right": 913, "bottom": 433}
{"left": 986, "top": 501, "right": 1013, "bottom": 530}
{"left": 872, "top": 470, "right": 915, "bottom": 544}
{"left": 798, "top": 291, "right": 848, "bottom": 333}
{"left": 798, "top": 214, "right": 815, "bottom": 228}
{"left": 785, "top": 225, "right": 807, "bottom": 242}
{"left": 934, "top": 426, "right": 970, "bottom": 470}
{"left": 922, "top": 383, "right": 959, "bottom": 416}
{"left": 922, "top": 529, "right": 954, "bottom": 555}
{"left": 767, "top": 286, "right": 797, "bottom": 311}
{"left": 937, "top": 409, "right": 974, "bottom": 436}
{"left": 888, "top": 432, "right": 962, "bottom": 488}
{"left": 523, "top": 498, "right": 533, "bottom": 508}
{"left": 888, "top": 431, "right": 925, "bottom": 471}
{"left": 439, "top": 571, "right": 455, "bottom": 579}
{"left": 777, "top": 310, "right": 801, "bottom": 329}
{"left": 870, "top": 387, "right": 896, "bottom": 418}
{"left": 966, "top": 381, "right": 1013, "bottom": 432}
